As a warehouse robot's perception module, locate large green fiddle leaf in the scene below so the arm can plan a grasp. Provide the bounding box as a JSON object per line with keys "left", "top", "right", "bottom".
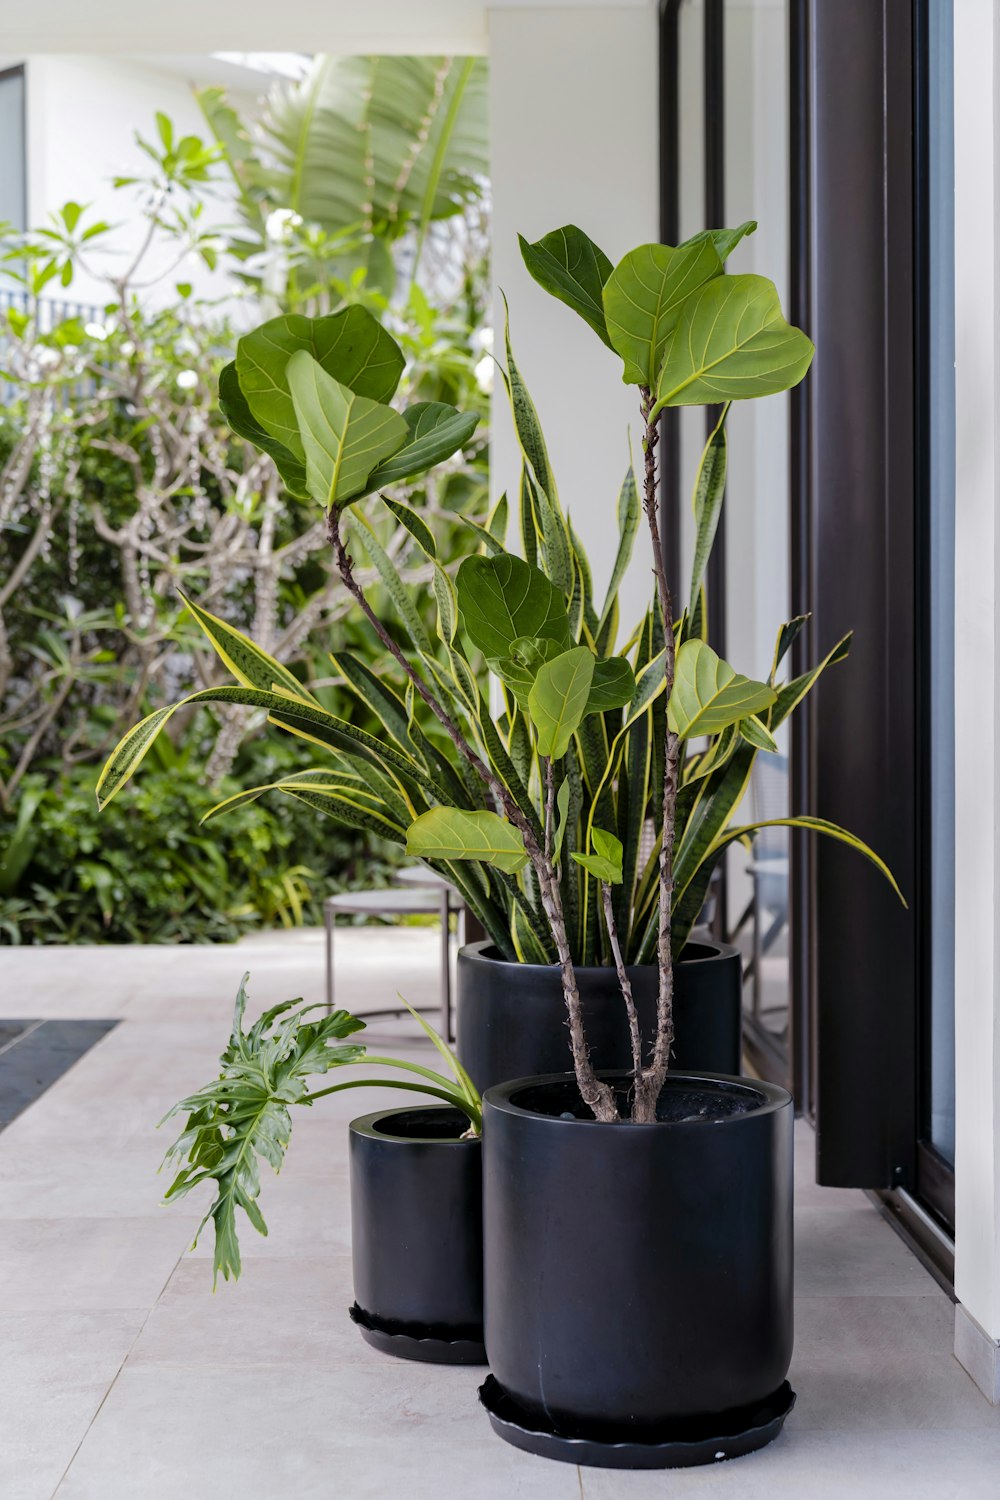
{"left": 161, "top": 973, "right": 366, "bottom": 1284}
{"left": 406, "top": 807, "right": 529, "bottom": 874}
{"left": 490, "top": 634, "right": 563, "bottom": 712}
{"left": 586, "top": 656, "right": 636, "bottom": 715}
{"left": 287, "top": 352, "right": 407, "bottom": 509}
{"left": 456, "top": 552, "right": 572, "bottom": 659}
{"left": 681, "top": 219, "right": 758, "bottom": 263}
{"left": 655, "top": 273, "right": 814, "bottom": 411}
{"left": 668, "top": 640, "right": 776, "bottom": 738}
{"left": 528, "top": 646, "right": 596, "bottom": 759}
{"left": 602, "top": 237, "right": 723, "bottom": 387}
{"left": 363, "top": 401, "right": 480, "bottom": 495}
{"left": 235, "top": 306, "right": 404, "bottom": 460}
{"left": 219, "top": 360, "right": 308, "bottom": 498}
{"left": 518, "top": 224, "right": 615, "bottom": 347}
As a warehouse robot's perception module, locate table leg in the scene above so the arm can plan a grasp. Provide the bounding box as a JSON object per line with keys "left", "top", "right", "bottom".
{"left": 325, "top": 903, "right": 335, "bottom": 1016}
{"left": 439, "top": 888, "right": 452, "bottom": 1042}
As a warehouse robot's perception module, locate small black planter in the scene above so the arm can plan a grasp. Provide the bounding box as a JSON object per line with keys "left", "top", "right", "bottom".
{"left": 481, "top": 1071, "right": 794, "bottom": 1467}
{"left": 456, "top": 937, "right": 742, "bottom": 1094}
{"left": 348, "top": 1105, "right": 485, "bottom": 1365}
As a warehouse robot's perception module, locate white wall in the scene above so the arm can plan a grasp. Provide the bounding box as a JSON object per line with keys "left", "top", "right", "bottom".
{"left": 487, "top": 4, "right": 659, "bottom": 627}
{"left": 14, "top": 55, "right": 257, "bottom": 308}
{"left": 952, "top": 0, "right": 1000, "bottom": 1396}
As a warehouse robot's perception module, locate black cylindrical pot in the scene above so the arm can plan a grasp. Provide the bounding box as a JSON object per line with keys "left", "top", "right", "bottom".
{"left": 482, "top": 1072, "right": 793, "bottom": 1441}
{"left": 456, "top": 937, "right": 742, "bottom": 1094}
{"left": 348, "top": 1105, "right": 485, "bottom": 1364}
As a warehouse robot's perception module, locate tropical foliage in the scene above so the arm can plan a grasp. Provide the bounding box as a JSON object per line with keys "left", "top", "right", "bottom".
{"left": 162, "top": 972, "right": 481, "bottom": 1282}
{"left": 1, "top": 58, "right": 491, "bottom": 943}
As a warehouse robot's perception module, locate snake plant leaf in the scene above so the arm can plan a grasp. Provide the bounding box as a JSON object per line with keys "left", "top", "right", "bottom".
{"left": 219, "top": 361, "right": 308, "bottom": 498}
{"left": 406, "top": 807, "right": 529, "bottom": 874}
{"left": 518, "top": 224, "right": 615, "bottom": 347}
{"left": 571, "top": 826, "right": 624, "bottom": 885}
{"left": 378, "top": 495, "right": 436, "bottom": 558}
{"left": 528, "top": 646, "right": 596, "bottom": 759}
{"left": 740, "top": 715, "right": 779, "bottom": 753}
{"left": 712, "top": 817, "right": 907, "bottom": 906}
{"left": 598, "top": 464, "right": 640, "bottom": 639}
{"left": 363, "top": 402, "right": 480, "bottom": 495}
{"left": 487, "top": 492, "right": 509, "bottom": 543}
{"left": 681, "top": 219, "right": 758, "bottom": 262}
{"left": 235, "top": 306, "right": 405, "bottom": 460}
{"left": 602, "top": 237, "right": 723, "bottom": 387}
{"left": 456, "top": 553, "right": 573, "bottom": 659}
{"left": 179, "top": 590, "right": 316, "bottom": 703}
{"left": 287, "top": 351, "right": 407, "bottom": 509}
{"left": 501, "top": 299, "right": 560, "bottom": 507}
{"left": 668, "top": 640, "right": 776, "bottom": 738}
{"left": 687, "top": 406, "right": 729, "bottom": 615}
{"left": 771, "top": 614, "right": 811, "bottom": 681}
{"left": 654, "top": 273, "right": 814, "bottom": 411}
{"left": 586, "top": 656, "right": 636, "bottom": 715}
{"left": 160, "top": 973, "right": 366, "bottom": 1284}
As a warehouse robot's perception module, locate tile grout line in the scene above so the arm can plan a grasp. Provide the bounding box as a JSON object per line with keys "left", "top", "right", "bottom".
{"left": 48, "top": 1235, "right": 195, "bottom": 1498}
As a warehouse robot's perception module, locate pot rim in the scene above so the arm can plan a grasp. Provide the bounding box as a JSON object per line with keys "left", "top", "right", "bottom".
{"left": 349, "top": 1104, "right": 481, "bottom": 1146}
{"left": 482, "top": 1070, "right": 792, "bottom": 1132}
{"left": 458, "top": 934, "right": 740, "bottom": 975}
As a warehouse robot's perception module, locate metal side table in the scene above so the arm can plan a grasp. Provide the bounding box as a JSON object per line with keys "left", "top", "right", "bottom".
{"left": 323, "top": 877, "right": 457, "bottom": 1040}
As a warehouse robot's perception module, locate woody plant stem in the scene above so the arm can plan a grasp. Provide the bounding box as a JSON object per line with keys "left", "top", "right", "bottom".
{"left": 326, "top": 505, "right": 619, "bottom": 1122}
{"left": 633, "top": 386, "right": 680, "bottom": 1124}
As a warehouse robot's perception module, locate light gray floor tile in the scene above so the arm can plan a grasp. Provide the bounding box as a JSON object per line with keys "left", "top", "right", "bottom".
{"left": 795, "top": 1204, "right": 941, "bottom": 1296}
{"left": 0, "top": 1310, "right": 144, "bottom": 1500}
{"left": 0, "top": 1216, "right": 198, "bottom": 1312}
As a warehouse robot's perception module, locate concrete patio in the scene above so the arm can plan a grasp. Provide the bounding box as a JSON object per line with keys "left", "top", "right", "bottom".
{"left": 1, "top": 928, "right": 997, "bottom": 1498}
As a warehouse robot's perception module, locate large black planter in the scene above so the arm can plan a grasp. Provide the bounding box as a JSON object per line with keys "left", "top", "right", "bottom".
{"left": 348, "top": 1105, "right": 485, "bottom": 1365}
{"left": 456, "top": 937, "right": 742, "bottom": 1094}
{"left": 481, "top": 1071, "right": 794, "bottom": 1467}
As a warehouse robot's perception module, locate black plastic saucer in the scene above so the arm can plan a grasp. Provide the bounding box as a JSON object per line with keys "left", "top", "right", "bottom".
{"left": 349, "top": 1303, "right": 487, "bottom": 1366}
{"left": 478, "top": 1376, "right": 796, "bottom": 1469}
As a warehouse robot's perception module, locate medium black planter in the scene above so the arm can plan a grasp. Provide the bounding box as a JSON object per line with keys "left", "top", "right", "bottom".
{"left": 348, "top": 1105, "right": 485, "bottom": 1365}
{"left": 481, "top": 1071, "right": 794, "bottom": 1466}
{"left": 456, "top": 937, "right": 742, "bottom": 1094}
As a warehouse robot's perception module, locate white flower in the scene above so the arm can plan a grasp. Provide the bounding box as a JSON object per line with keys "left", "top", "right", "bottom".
{"left": 472, "top": 325, "right": 494, "bottom": 354}
{"left": 121, "top": 340, "right": 135, "bottom": 357}
{"left": 84, "top": 322, "right": 108, "bottom": 341}
{"left": 266, "top": 208, "right": 303, "bottom": 240}
{"left": 35, "top": 347, "right": 61, "bottom": 369}
{"left": 176, "top": 369, "right": 198, "bottom": 391}
{"left": 474, "top": 353, "right": 494, "bottom": 395}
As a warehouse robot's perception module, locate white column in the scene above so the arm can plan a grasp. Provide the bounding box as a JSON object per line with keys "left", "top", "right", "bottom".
{"left": 952, "top": 0, "right": 1000, "bottom": 1403}
{"left": 487, "top": 3, "right": 659, "bottom": 618}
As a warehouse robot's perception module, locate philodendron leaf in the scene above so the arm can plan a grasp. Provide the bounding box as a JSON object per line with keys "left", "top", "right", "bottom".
{"left": 518, "top": 225, "right": 615, "bottom": 347}
{"left": 219, "top": 361, "right": 308, "bottom": 497}
{"left": 363, "top": 401, "right": 480, "bottom": 495}
{"left": 528, "top": 645, "right": 595, "bottom": 759}
{"left": 571, "top": 826, "right": 623, "bottom": 884}
{"left": 287, "top": 351, "right": 407, "bottom": 508}
{"left": 668, "top": 639, "right": 776, "bottom": 738}
{"left": 235, "top": 306, "right": 405, "bottom": 459}
{"left": 655, "top": 273, "right": 814, "bottom": 411}
{"left": 602, "top": 237, "right": 723, "bottom": 387}
{"left": 586, "top": 656, "right": 636, "bottom": 714}
{"left": 456, "top": 553, "right": 573, "bottom": 659}
{"left": 406, "top": 807, "right": 529, "bottom": 874}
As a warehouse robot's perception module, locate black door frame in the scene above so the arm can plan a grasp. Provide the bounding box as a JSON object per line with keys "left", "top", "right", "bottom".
{"left": 659, "top": 0, "right": 953, "bottom": 1238}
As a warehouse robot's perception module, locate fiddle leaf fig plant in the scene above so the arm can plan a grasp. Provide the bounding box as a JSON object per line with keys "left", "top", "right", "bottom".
{"left": 101, "top": 222, "right": 905, "bottom": 1128}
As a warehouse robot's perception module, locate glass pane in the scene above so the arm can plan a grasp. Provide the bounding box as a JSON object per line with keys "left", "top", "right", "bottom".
{"left": 926, "top": 0, "right": 956, "bottom": 1167}
{"left": 719, "top": 0, "right": 792, "bottom": 1057}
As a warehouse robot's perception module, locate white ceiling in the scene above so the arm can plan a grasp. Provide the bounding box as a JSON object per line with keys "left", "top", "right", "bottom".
{"left": 5, "top": 0, "right": 654, "bottom": 58}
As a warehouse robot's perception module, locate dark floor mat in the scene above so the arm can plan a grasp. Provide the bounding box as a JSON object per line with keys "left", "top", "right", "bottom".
{"left": 0, "top": 1019, "right": 118, "bottom": 1128}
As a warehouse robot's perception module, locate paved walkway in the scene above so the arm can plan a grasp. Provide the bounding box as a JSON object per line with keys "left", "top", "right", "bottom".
{"left": 1, "top": 930, "right": 997, "bottom": 1498}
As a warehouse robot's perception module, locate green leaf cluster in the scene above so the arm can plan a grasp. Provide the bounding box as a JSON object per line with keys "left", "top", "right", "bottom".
{"left": 161, "top": 973, "right": 481, "bottom": 1284}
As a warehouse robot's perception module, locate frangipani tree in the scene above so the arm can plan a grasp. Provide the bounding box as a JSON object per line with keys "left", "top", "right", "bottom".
{"left": 99, "top": 225, "right": 904, "bottom": 1124}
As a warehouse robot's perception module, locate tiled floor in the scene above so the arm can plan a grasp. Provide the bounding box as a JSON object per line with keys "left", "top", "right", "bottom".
{"left": 1, "top": 929, "right": 997, "bottom": 1498}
